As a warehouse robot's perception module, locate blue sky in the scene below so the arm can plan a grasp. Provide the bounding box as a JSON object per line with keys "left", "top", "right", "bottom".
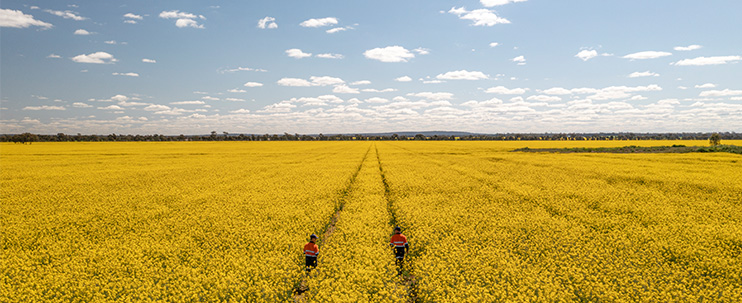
{"left": 1, "top": 0, "right": 741, "bottom": 135}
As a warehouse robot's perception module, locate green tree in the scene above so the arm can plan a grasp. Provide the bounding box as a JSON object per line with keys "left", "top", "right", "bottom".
{"left": 709, "top": 133, "right": 721, "bottom": 146}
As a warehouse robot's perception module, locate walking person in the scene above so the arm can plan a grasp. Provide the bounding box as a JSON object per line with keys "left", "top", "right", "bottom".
{"left": 389, "top": 226, "right": 409, "bottom": 275}
{"left": 304, "top": 234, "right": 319, "bottom": 273}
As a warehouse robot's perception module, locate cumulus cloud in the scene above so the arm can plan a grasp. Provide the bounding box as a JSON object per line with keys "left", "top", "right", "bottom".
{"left": 230, "top": 109, "right": 251, "bottom": 114}
{"left": 316, "top": 53, "right": 344, "bottom": 59}
{"left": 364, "top": 46, "right": 415, "bottom": 62}
{"left": 542, "top": 87, "right": 572, "bottom": 95}
{"left": 202, "top": 96, "right": 219, "bottom": 101}
{"left": 311, "top": 76, "right": 345, "bottom": 86}
{"left": 695, "top": 83, "right": 716, "bottom": 89}
{"left": 160, "top": 10, "right": 204, "bottom": 28}
{"left": 448, "top": 7, "right": 510, "bottom": 26}
{"left": 351, "top": 80, "right": 371, "bottom": 85}
{"left": 480, "top": 0, "right": 527, "bottom": 6}
{"left": 243, "top": 82, "right": 263, "bottom": 87}
{"left": 142, "top": 58, "right": 156, "bottom": 63}
{"left": 112, "top": 72, "right": 139, "bottom": 77}
{"left": 699, "top": 89, "right": 742, "bottom": 97}
{"left": 124, "top": 20, "right": 137, "bottom": 24}
{"left": 362, "top": 88, "right": 396, "bottom": 93}
{"left": 45, "top": 9, "right": 86, "bottom": 21}
{"left": 228, "top": 88, "right": 246, "bottom": 93}
{"left": 623, "top": 51, "right": 672, "bottom": 60}
{"left": 258, "top": 16, "right": 277, "bottom": 29}
{"left": 672, "top": 56, "right": 741, "bottom": 66}
{"left": 124, "top": 13, "right": 143, "bottom": 20}
{"left": 72, "top": 102, "right": 93, "bottom": 108}
{"left": 485, "top": 86, "right": 527, "bottom": 94}
{"left": 99, "top": 105, "right": 124, "bottom": 110}
{"left": 47, "top": 54, "right": 61, "bottom": 58}
{"left": 365, "top": 97, "right": 389, "bottom": 104}
{"left": 226, "top": 98, "right": 246, "bottom": 102}
{"left": 170, "top": 101, "right": 205, "bottom": 105}
{"left": 395, "top": 76, "right": 413, "bottom": 82}
{"left": 326, "top": 26, "right": 354, "bottom": 34}
{"left": 300, "top": 17, "right": 338, "bottom": 27}
{"left": 71, "top": 52, "right": 117, "bottom": 64}
{"left": 674, "top": 45, "right": 702, "bottom": 51}
{"left": 23, "top": 105, "right": 65, "bottom": 110}
{"left": 73, "top": 29, "right": 91, "bottom": 35}
{"left": 219, "top": 66, "right": 268, "bottom": 73}
{"left": 512, "top": 55, "right": 526, "bottom": 64}
{"left": 575, "top": 50, "right": 598, "bottom": 61}
{"left": 144, "top": 104, "right": 170, "bottom": 111}
{"left": 407, "top": 92, "right": 454, "bottom": 101}
{"left": 436, "top": 70, "right": 488, "bottom": 80}
{"left": 333, "top": 85, "right": 360, "bottom": 94}
{"left": 0, "top": 9, "right": 53, "bottom": 28}
{"left": 277, "top": 78, "right": 312, "bottom": 87}
{"left": 526, "top": 95, "right": 562, "bottom": 102}
{"left": 489, "top": 42, "right": 499, "bottom": 48}
{"left": 628, "top": 71, "right": 660, "bottom": 78}
{"left": 286, "top": 48, "right": 312, "bottom": 59}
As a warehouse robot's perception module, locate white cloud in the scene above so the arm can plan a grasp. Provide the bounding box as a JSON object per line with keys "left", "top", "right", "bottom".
{"left": 105, "top": 40, "right": 117, "bottom": 44}
{"left": 175, "top": 18, "right": 204, "bottom": 28}
{"left": 333, "top": 85, "right": 359, "bottom": 94}
{"left": 436, "top": 70, "right": 488, "bottom": 80}
{"left": 73, "top": 29, "right": 91, "bottom": 35}
{"left": 699, "top": 89, "right": 742, "bottom": 97}
{"left": 72, "top": 102, "right": 93, "bottom": 108}
{"left": 623, "top": 51, "right": 672, "bottom": 60}
{"left": 489, "top": 42, "right": 499, "bottom": 48}
{"left": 202, "top": 96, "right": 219, "bottom": 101}
{"left": 448, "top": 7, "right": 510, "bottom": 26}
{"left": 45, "top": 9, "right": 86, "bottom": 21}
{"left": 230, "top": 109, "right": 251, "bottom": 114}
{"left": 257, "top": 16, "right": 277, "bottom": 29}
{"left": 674, "top": 45, "right": 702, "bottom": 51}
{"left": 110, "top": 95, "right": 129, "bottom": 102}
{"left": 243, "top": 82, "right": 263, "bottom": 87}
{"left": 311, "top": 76, "right": 345, "bottom": 86}
{"left": 228, "top": 88, "right": 246, "bottom": 93}
{"left": 30, "top": 6, "right": 40, "bottom": 10}
{"left": 485, "top": 86, "right": 527, "bottom": 94}
{"left": 124, "top": 13, "right": 143, "bottom": 20}
{"left": 220, "top": 66, "right": 268, "bottom": 73}
{"left": 543, "top": 87, "right": 572, "bottom": 95}
{"left": 326, "top": 26, "right": 353, "bottom": 34}
{"left": 364, "top": 46, "right": 415, "bottom": 62}
{"left": 316, "top": 53, "right": 344, "bottom": 59}
{"left": 99, "top": 105, "right": 124, "bottom": 111}
{"left": 170, "top": 101, "right": 205, "bottom": 105}
{"left": 395, "top": 76, "right": 413, "bottom": 82}
{"left": 413, "top": 48, "right": 430, "bottom": 55}
{"left": 300, "top": 17, "right": 338, "bottom": 27}
{"left": 72, "top": 52, "right": 117, "bottom": 64}
{"left": 695, "top": 83, "right": 716, "bottom": 89}
{"left": 672, "top": 56, "right": 741, "bottom": 66}
{"left": 628, "top": 71, "right": 660, "bottom": 78}
{"left": 678, "top": 86, "right": 688, "bottom": 90}
{"left": 512, "top": 55, "right": 526, "bottom": 64}
{"left": 407, "top": 92, "right": 454, "bottom": 101}
{"left": 124, "top": 20, "right": 137, "bottom": 24}
{"left": 286, "top": 48, "right": 312, "bottom": 59}
{"left": 362, "top": 88, "right": 397, "bottom": 93}
{"left": 0, "top": 9, "right": 53, "bottom": 28}
{"left": 23, "top": 105, "right": 65, "bottom": 111}
{"left": 47, "top": 54, "right": 61, "bottom": 58}
{"left": 258, "top": 101, "right": 296, "bottom": 113}
{"left": 423, "top": 80, "right": 444, "bottom": 84}
{"left": 365, "top": 97, "right": 389, "bottom": 104}
{"left": 112, "top": 72, "right": 139, "bottom": 77}
{"left": 480, "top": 0, "right": 527, "bottom": 7}
{"left": 526, "top": 95, "right": 562, "bottom": 102}
{"left": 351, "top": 80, "right": 371, "bottom": 85}
{"left": 142, "top": 58, "right": 156, "bottom": 63}
{"left": 277, "top": 78, "right": 312, "bottom": 87}
{"left": 144, "top": 104, "right": 171, "bottom": 111}
{"left": 575, "top": 50, "right": 598, "bottom": 61}
{"left": 226, "top": 98, "right": 246, "bottom": 102}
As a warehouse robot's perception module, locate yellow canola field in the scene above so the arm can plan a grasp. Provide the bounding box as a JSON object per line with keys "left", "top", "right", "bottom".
{"left": 376, "top": 141, "right": 742, "bottom": 302}
{"left": 2, "top": 140, "right": 741, "bottom": 302}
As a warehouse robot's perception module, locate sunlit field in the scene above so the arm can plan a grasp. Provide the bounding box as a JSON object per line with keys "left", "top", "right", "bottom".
{"left": 2, "top": 141, "right": 741, "bottom": 302}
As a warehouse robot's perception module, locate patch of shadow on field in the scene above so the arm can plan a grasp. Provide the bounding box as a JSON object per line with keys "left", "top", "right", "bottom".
{"left": 292, "top": 146, "right": 372, "bottom": 302}
{"left": 513, "top": 145, "right": 742, "bottom": 155}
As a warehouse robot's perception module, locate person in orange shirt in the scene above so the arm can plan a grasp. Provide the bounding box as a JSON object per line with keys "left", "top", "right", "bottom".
{"left": 389, "top": 226, "right": 409, "bottom": 274}
{"left": 303, "top": 234, "right": 319, "bottom": 273}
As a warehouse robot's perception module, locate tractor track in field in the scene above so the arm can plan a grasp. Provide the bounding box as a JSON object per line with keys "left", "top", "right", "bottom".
{"left": 292, "top": 145, "right": 371, "bottom": 302}
{"left": 375, "top": 144, "right": 419, "bottom": 303}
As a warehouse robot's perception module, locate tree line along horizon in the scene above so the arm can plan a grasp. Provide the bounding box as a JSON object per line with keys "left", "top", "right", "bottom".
{"left": 1, "top": 131, "right": 738, "bottom": 143}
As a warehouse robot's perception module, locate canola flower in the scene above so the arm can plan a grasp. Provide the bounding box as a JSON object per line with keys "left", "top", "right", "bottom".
{"left": 2, "top": 140, "right": 741, "bottom": 302}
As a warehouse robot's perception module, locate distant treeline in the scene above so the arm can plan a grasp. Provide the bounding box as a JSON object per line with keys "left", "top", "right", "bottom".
{"left": 2, "top": 131, "right": 739, "bottom": 143}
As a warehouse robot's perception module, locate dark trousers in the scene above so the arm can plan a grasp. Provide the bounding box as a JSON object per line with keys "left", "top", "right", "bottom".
{"left": 305, "top": 256, "right": 317, "bottom": 272}
{"left": 395, "top": 248, "right": 405, "bottom": 274}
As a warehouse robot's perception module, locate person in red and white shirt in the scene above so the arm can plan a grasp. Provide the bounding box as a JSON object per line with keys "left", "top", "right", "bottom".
{"left": 389, "top": 226, "right": 409, "bottom": 274}
{"left": 303, "top": 234, "right": 319, "bottom": 273}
